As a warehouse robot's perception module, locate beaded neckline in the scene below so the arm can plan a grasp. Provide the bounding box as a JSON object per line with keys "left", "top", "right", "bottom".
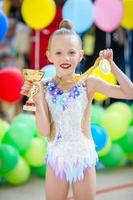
{"left": 46, "top": 79, "right": 86, "bottom": 94}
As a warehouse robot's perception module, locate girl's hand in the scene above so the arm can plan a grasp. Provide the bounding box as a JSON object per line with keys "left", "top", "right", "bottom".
{"left": 20, "top": 81, "right": 44, "bottom": 103}
{"left": 20, "top": 81, "right": 33, "bottom": 97}
{"left": 99, "top": 48, "right": 113, "bottom": 62}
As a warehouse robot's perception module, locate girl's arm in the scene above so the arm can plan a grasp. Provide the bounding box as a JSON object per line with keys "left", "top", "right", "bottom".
{"left": 21, "top": 81, "right": 50, "bottom": 136}
{"left": 87, "top": 49, "right": 133, "bottom": 99}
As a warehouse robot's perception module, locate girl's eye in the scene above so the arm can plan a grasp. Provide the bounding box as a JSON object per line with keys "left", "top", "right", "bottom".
{"left": 55, "top": 52, "right": 62, "bottom": 55}
{"left": 69, "top": 51, "right": 76, "bottom": 55}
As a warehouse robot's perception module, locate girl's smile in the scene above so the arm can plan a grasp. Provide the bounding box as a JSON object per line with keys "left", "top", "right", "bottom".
{"left": 60, "top": 63, "right": 71, "bottom": 69}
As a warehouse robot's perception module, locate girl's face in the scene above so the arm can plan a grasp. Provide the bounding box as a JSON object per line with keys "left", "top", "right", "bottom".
{"left": 46, "top": 35, "right": 83, "bottom": 77}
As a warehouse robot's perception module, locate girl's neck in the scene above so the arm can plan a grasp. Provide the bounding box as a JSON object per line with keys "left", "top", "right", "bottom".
{"left": 56, "top": 73, "right": 76, "bottom": 82}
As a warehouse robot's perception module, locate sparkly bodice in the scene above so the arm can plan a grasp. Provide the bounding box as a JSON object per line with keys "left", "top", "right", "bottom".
{"left": 44, "top": 79, "right": 98, "bottom": 183}
{"left": 45, "top": 79, "right": 88, "bottom": 142}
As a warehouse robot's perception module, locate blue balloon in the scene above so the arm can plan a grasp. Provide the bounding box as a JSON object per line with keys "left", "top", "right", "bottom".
{"left": 62, "top": 0, "right": 94, "bottom": 34}
{"left": 91, "top": 124, "right": 108, "bottom": 152}
{"left": 0, "top": 11, "right": 9, "bottom": 41}
{"left": 42, "top": 64, "right": 56, "bottom": 79}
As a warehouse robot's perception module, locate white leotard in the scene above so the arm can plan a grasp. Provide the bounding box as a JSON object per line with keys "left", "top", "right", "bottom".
{"left": 44, "top": 79, "right": 98, "bottom": 183}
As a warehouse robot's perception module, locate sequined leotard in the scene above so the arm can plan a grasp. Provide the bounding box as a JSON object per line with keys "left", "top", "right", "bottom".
{"left": 44, "top": 79, "right": 98, "bottom": 183}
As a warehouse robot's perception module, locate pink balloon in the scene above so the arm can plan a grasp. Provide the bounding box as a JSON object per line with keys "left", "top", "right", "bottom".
{"left": 94, "top": 0, "right": 123, "bottom": 32}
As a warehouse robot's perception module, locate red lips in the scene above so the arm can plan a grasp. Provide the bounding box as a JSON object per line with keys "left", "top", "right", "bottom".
{"left": 60, "top": 63, "right": 71, "bottom": 69}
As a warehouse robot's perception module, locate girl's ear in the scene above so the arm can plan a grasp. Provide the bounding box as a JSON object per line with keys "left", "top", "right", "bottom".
{"left": 79, "top": 50, "right": 84, "bottom": 62}
{"left": 46, "top": 50, "right": 53, "bottom": 63}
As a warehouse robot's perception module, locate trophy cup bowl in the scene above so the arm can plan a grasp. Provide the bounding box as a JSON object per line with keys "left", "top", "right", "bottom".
{"left": 22, "top": 69, "right": 44, "bottom": 112}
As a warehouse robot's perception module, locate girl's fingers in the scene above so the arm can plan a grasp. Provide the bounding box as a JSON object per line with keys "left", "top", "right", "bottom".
{"left": 99, "top": 48, "right": 113, "bottom": 60}
{"left": 20, "top": 90, "right": 30, "bottom": 97}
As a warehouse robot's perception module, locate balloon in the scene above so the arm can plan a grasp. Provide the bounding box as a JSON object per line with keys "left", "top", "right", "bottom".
{"left": 101, "top": 111, "right": 128, "bottom": 141}
{"left": 0, "top": 10, "right": 9, "bottom": 41}
{"left": 98, "top": 137, "right": 112, "bottom": 157}
{"left": 130, "top": 103, "right": 133, "bottom": 113}
{"left": 62, "top": 0, "right": 94, "bottom": 34}
{"left": 0, "top": 68, "right": 24, "bottom": 103}
{"left": 127, "top": 153, "right": 133, "bottom": 163}
{"left": 91, "top": 124, "right": 108, "bottom": 151}
{"left": 2, "top": 123, "right": 35, "bottom": 153}
{"left": 0, "top": 144, "right": 19, "bottom": 174}
{"left": 94, "top": 0, "right": 123, "bottom": 32}
{"left": 23, "top": 138, "right": 47, "bottom": 167}
{"left": 91, "top": 104, "right": 105, "bottom": 125}
{"left": 117, "top": 127, "right": 133, "bottom": 153}
{"left": 42, "top": 64, "right": 56, "bottom": 80}
{"left": 21, "top": 0, "right": 56, "bottom": 30}
{"left": 32, "top": 164, "right": 47, "bottom": 178}
{"left": 0, "top": 120, "right": 9, "bottom": 143}
{"left": 12, "top": 113, "right": 37, "bottom": 135}
{"left": 106, "top": 102, "right": 132, "bottom": 125}
{"left": 0, "top": 175, "right": 7, "bottom": 184}
{"left": 4, "top": 157, "right": 30, "bottom": 185}
{"left": 91, "top": 67, "right": 116, "bottom": 102}
{"left": 121, "top": 0, "right": 133, "bottom": 30}
{"left": 100, "top": 143, "right": 126, "bottom": 168}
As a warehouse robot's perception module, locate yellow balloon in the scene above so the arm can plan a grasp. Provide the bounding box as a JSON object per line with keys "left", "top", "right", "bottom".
{"left": 91, "top": 66, "right": 116, "bottom": 102}
{"left": 98, "top": 138, "right": 112, "bottom": 157}
{"left": 121, "top": 0, "right": 133, "bottom": 30}
{"left": 3, "top": 0, "right": 11, "bottom": 16}
{"left": 21, "top": 0, "right": 56, "bottom": 30}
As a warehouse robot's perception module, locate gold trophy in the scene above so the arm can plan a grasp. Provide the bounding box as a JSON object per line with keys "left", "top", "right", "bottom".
{"left": 22, "top": 69, "right": 45, "bottom": 112}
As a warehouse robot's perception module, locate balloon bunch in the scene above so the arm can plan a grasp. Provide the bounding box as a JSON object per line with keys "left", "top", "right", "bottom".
{"left": 0, "top": 113, "right": 47, "bottom": 185}
{"left": 0, "top": 102, "right": 133, "bottom": 185}
{"left": 62, "top": 0, "right": 133, "bottom": 33}
{"left": 91, "top": 102, "right": 133, "bottom": 168}
{"left": 20, "top": 0, "right": 133, "bottom": 33}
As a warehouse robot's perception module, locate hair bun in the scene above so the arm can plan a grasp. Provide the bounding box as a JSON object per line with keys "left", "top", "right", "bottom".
{"left": 59, "top": 19, "right": 73, "bottom": 30}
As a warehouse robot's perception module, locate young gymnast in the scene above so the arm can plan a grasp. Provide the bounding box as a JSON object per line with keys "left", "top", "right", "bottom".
{"left": 21, "top": 20, "right": 133, "bottom": 200}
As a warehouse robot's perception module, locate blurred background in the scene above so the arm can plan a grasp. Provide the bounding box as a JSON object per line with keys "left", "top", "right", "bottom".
{"left": 0, "top": 0, "right": 133, "bottom": 200}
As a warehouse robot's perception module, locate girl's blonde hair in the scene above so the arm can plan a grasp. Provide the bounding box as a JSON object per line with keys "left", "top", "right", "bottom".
{"left": 48, "top": 19, "right": 82, "bottom": 50}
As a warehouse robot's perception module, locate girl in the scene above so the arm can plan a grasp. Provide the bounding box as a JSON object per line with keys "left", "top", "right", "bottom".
{"left": 21, "top": 20, "right": 133, "bottom": 200}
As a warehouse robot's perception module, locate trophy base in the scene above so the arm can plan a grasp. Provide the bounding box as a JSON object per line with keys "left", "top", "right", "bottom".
{"left": 23, "top": 102, "right": 36, "bottom": 112}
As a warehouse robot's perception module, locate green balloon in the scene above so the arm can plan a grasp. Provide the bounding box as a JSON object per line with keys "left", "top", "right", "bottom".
{"left": 0, "top": 120, "right": 9, "bottom": 143}
{"left": 100, "top": 143, "right": 126, "bottom": 168}
{"left": 23, "top": 138, "right": 47, "bottom": 167}
{"left": 101, "top": 111, "right": 128, "bottom": 141}
{"left": 91, "top": 104, "right": 105, "bottom": 125}
{"left": 117, "top": 126, "right": 133, "bottom": 153}
{"left": 129, "top": 120, "right": 133, "bottom": 126}
{"left": 32, "top": 164, "right": 47, "bottom": 178}
{"left": 12, "top": 113, "right": 37, "bottom": 134}
{"left": 0, "top": 144, "right": 19, "bottom": 174}
{"left": 107, "top": 102, "right": 132, "bottom": 124}
{"left": 130, "top": 103, "right": 133, "bottom": 113}
{"left": 2, "top": 123, "right": 35, "bottom": 153}
{"left": 0, "top": 174, "right": 7, "bottom": 184}
{"left": 127, "top": 153, "right": 133, "bottom": 163}
{"left": 4, "top": 157, "right": 30, "bottom": 185}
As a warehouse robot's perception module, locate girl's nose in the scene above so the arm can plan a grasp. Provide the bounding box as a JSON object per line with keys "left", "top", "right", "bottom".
{"left": 64, "top": 54, "right": 70, "bottom": 61}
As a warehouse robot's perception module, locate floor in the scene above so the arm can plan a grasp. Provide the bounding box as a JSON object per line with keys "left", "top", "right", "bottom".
{"left": 0, "top": 167, "right": 133, "bottom": 200}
